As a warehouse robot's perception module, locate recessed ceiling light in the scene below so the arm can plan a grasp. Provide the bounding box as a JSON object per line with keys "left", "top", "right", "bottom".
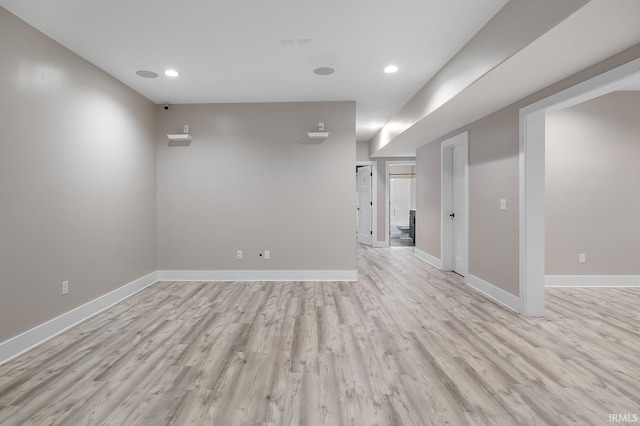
{"left": 313, "top": 67, "right": 335, "bottom": 76}
{"left": 136, "top": 70, "right": 158, "bottom": 79}
{"left": 384, "top": 65, "right": 399, "bottom": 74}
{"left": 164, "top": 69, "right": 180, "bottom": 77}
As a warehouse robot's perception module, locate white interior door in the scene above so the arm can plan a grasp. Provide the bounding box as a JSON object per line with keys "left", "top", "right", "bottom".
{"left": 452, "top": 144, "right": 466, "bottom": 274}
{"left": 357, "top": 166, "right": 372, "bottom": 245}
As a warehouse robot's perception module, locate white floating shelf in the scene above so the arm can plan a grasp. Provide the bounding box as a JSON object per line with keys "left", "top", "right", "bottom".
{"left": 307, "top": 131, "right": 329, "bottom": 139}
{"left": 167, "top": 134, "right": 192, "bottom": 141}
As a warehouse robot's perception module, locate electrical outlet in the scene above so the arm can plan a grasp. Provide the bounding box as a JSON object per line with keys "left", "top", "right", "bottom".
{"left": 579, "top": 253, "right": 586, "bottom": 263}
{"left": 183, "top": 125, "right": 189, "bottom": 133}
{"left": 264, "top": 250, "right": 270, "bottom": 260}
{"left": 237, "top": 250, "right": 243, "bottom": 260}
{"left": 62, "top": 281, "right": 69, "bottom": 295}
{"left": 500, "top": 199, "right": 507, "bottom": 210}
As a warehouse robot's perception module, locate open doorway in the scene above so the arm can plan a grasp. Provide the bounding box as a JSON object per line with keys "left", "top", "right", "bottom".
{"left": 545, "top": 92, "right": 640, "bottom": 287}
{"left": 387, "top": 162, "right": 416, "bottom": 247}
{"left": 520, "top": 58, "right": 640, "bottom": 316}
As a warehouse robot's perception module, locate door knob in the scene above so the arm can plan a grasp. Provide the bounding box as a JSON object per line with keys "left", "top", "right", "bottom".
{"left": 450, "top": 213, "right": 455, "bottom": 218}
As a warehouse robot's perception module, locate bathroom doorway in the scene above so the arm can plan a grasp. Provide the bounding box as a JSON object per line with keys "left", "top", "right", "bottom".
{"left": 387, "top": 162, "right": 416, "bottom": 247}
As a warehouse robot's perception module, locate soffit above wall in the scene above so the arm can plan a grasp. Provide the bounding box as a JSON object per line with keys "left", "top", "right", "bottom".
{"left": 617, "top": 73, "right": 640, "bottom": 90}
{"left": 370, "top": 0, "right": 640, "bottom": 157}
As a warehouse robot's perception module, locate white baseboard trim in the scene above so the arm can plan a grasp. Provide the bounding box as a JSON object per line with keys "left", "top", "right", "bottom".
{"left": 466, "top": 274, "right": 521, "bottom": 313}
{"left": 372, "top": 241, "right": 388, "bottom": 248}
{"left": 0, "top": 271, "right": 158, "bottom": 365}
{"left": 546, "top": 275, "right": 640, "bottom": 287}
{"left": 155, "top": 270, "right": 359, "bottom": 282}
{"left": 413, "top": 248, "right": 442, "bottom": 270}
{"left": 0, "top": 268, "right": 359, "bottom": 365}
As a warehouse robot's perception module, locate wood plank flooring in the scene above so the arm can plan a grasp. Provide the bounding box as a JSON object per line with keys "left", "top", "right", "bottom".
{"left": 1, "top": 246, "right": 639, "bottom": 425}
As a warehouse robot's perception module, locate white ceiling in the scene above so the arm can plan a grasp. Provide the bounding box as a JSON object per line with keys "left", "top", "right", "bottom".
{"left": 0, "top": 0, "right": 508, "bottom": 141}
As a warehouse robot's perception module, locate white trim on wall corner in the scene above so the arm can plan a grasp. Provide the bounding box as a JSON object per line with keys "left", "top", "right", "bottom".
{"left": 466, "top": 274, "right": 521, "bottom": 314}
{"left": 156, "top": 270, "right": 358, "bottom": 282}
{"left": 546, "top": 275, "right": 640, "bottom": 287}
{"left": 414, "top": 248, "right": 442, "bottom": 270}
{"left": 0, "top": 271, "right": 158, "bottom": 365}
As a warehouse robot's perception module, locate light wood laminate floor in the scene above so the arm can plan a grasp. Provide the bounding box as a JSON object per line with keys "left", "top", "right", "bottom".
{"left": 1, "top": 246, "right": 639, "bottom": 425}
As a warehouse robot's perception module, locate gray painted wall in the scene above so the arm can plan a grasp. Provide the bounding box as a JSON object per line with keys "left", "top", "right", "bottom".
{"left": 0, "top": 7, "right": 356, "bottom": 344}
{"left": 155, "top": 102, "right": 356, "bottom": 271}
{"left": 415, "top": 107, "right": 520, "bottom": 295}
{"left": 356, "top": 140, "right": 370, "bottom": 162}
{"left": 468, "top": 107, "right": 520, "bottom": 295}
{"left": 546, "top": 91, "right": 640, "bottom": 275}
{"left": 415, "top": 142, "right": 441, "bottom": 258}
{"left": 0, "top": 8, "right": 157, "bottom": 342}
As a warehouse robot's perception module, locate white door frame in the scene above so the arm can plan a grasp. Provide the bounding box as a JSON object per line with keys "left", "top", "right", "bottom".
{"left": 356, "top": 161, "right": 377, "bottom": 246}
{"left": 441, "top": 131, "right": 469, "bottom": 275}
{"left": 385, "top": 160, "right": 416, "bottom": 247}
{"left": 519, "top": 58, "right": 640, "bottom": 317}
